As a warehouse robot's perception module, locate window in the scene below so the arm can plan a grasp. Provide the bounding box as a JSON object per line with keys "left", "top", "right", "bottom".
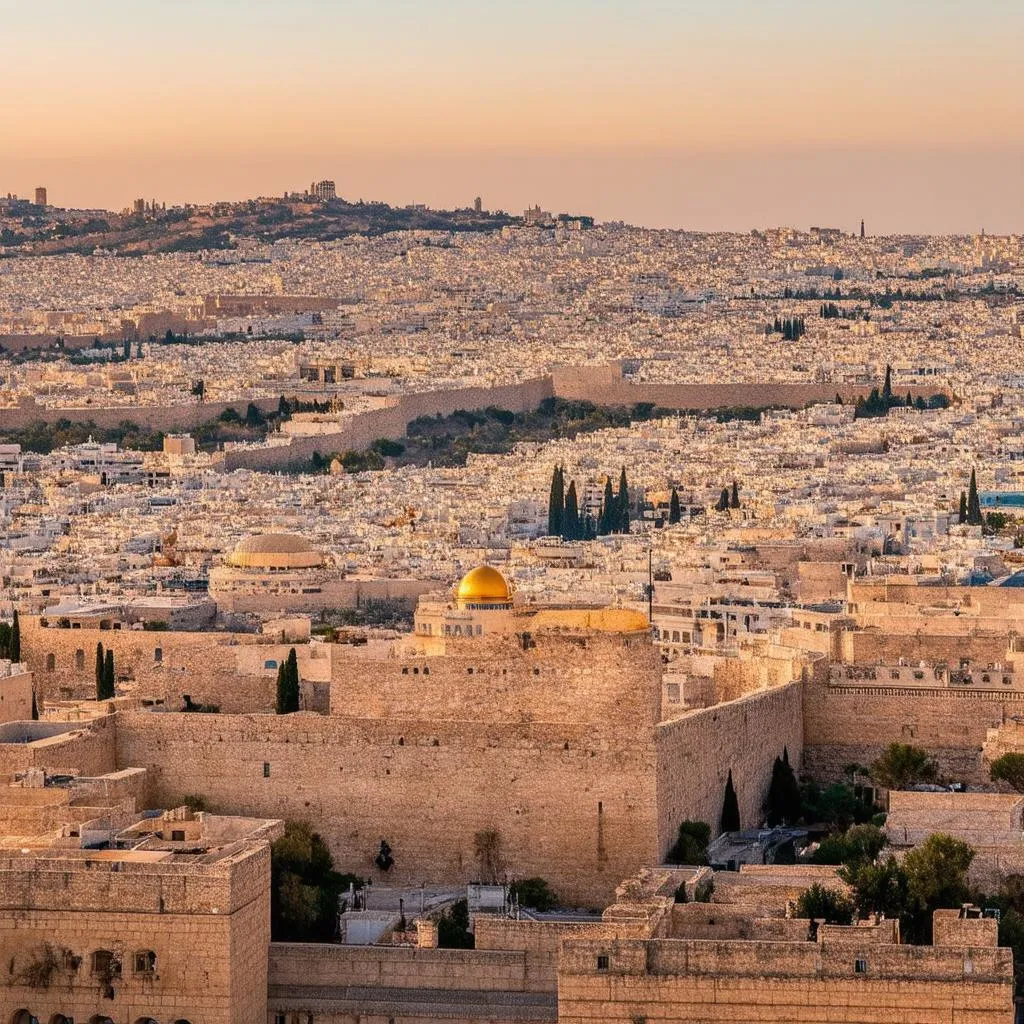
{"left": 263, "top": 762, "right": 271, "bottom": 778}
{"left": 91, "top": 949, "right": 121, "bottom": 978}
{"left": 854, "top": 959, "right": 867, "bottom": 974}
{"left": 264, "top": 660, "right": 277, "bottom": 670}
{"left": 75, "top": 648, "right": 85, "bottom": 670}
{"left": 171, "top": 830, "right": 185, "bottom": 842}
{"left": 596, "top": 954, "right": 609, "bottom": 971}
{"left": 134, "top": 950, "right": 157, "bottom": 974}
{"left": 154, "top": 647, "right": 163, "bottom": 664}
{"left": 46, "top": 654, "right": 56, "bottom": 672}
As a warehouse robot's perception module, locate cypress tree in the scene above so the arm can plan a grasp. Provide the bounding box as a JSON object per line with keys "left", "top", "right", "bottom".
{"left": 669, "top": 488, "right": 681, "bottom": 525}
{"left": 967, "top": 468, "right": 982, "bottom": 526}
{"left": 616, "top": 467, "right": 630, "bottom": 534}
{"left": 716, "top": 487, "right": 730, "bottom": 512}
{"left": 563, "top": 480, "right": 580, "bottom": 540}
{"left": 958, "top": 491, "right": 968, "bottom": 524}
{"left": 10, "top": 609, "right": 20, "bottom": 662}
{"left": 905, "top": 391, "right": 913, "bottom": 408}
{"left": 95, "top": 643, "right": 105, "bottom": 694}
{"left": 720, "top": 770, "right": 740, "bottom": 833}
{"left": 730, "top": 480, "right": 740, "bottom": 510}
{"left": 286, "top": 647, "right": 301, "bottom": 713}
{"left": 547, "top": 465, "right": 564, "bottom": 538}
{"left": 599, "top": 477, "right": 615, "bottom": 536}
{"left": 101, "top": 649, "right": 115, "bottom": 700}
{"left": 882, "top": 364, "right": 892, "bottom": 401}
{"left": 31, "top": 689, "right": 38, "bottom": 721}
{"left": 275, "top": 662, "right": 289, "bottom": 714}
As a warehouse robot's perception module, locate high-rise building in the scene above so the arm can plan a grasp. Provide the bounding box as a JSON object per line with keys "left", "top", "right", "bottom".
{"left": 314, "top": 180, "right": 337, "bottom": 202}
{"left": 34, "top": 187, "right": 47, "bottom": 208}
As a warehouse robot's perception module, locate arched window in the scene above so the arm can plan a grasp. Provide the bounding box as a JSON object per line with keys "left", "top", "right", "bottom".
{"left": 264, "top": 659, "right": 277, "bottom": 670}
{"left": 154, "top": 647, "right": 163, "bottom": 664}
{"left": 88, "top": 1017, "right": 115, "bottom": 1024}
{"left": 75, "top": 649, "right": 85, "bottom": 670}
{"left": 90, "top": 949, "right": 121, "bottom": 979}
{"left": 45, "top": 654, "right": 55, "bottom": 672}
{"left": 134, "top": 1018, "right": 160, "bottom": 1024}
{"left": 10, "top": 1011, "right": 39, "bottom": 1024}
{"left": 48, "top": 1015, "right": 72, "bottom": 1024}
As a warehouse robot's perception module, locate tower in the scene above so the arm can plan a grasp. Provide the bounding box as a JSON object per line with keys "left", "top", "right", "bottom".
{"left": 34, "top": 187, "right": 47, "bottom": 208}
{"left": 860, "top": 219, "right": 865, "bottom": 238}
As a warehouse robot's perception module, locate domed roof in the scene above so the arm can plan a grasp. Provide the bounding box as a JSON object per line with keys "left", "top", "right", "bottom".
{"left": 228, "top": 533, "right": 324, "bottom": 570}
{"left": 456, "top": 565, "right": 511, "bottom": 604}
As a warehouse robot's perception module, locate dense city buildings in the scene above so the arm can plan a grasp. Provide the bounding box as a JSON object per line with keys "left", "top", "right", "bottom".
{"left": 0, "top": 184, "right": 1023, "bottom": 1024}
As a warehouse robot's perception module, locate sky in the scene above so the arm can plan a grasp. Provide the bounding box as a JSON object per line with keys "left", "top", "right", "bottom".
{"left": 2, "top": 0, "right": 1022, "bottom": 233}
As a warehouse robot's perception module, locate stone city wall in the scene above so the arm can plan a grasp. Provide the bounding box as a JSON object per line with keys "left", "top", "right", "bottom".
{"left": 801, "top": 674, "right": 1024, "bottom": 784}
{"left": 0, "top": 395, "right": 280, "bottom": 431}
{"left": 114, "top": 711, "right": 660, "bottom": 906}
{"left": 329, "top": 630, "right": 662, "bottom": 729}
{"left": 656, "top": 681, "right": 804, "bottom": 855}
{"left": 556, "top": 937, "right": 1012, "bottom": 1024}
{"left": 0, "top": 716, "right": 117, "bottom": 778}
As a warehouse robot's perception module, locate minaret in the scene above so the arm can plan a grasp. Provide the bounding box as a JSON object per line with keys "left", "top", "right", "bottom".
{"left": 860, "top": 219, "right": 865, "bottom": 239}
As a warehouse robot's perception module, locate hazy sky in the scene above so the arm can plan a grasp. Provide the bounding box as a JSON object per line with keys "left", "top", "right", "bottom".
{"left": 3, "top": 0, "right": 1022, "bottom": 232}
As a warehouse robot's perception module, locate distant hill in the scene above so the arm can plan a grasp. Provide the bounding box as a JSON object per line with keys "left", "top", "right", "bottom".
{"left": 0, "top": 195, "right": 543, "bottom": 256}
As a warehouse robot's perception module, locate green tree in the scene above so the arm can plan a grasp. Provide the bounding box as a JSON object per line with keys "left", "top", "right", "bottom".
{"left": 765, "top": 748, "right": 801, "bottom": 826}
{"left": 958, "top": 490, "right": 968, "bottom": 524}
{"left": 95, "top": 642, "right": 105, "bottom": 694}
{"left": 869, "top": 743, "right": 936, "bottom": 792}
{"left": 547, "top": 465, "right": 564, "bottom": 538}
{"left": 903, "top": 833, "right": 975, "bottom": 941}
{"left": 796, "top": 883, "right": 854, "bottom": 925}
{"left": 563, "top": 480, "right": 580, "bottom": 540}
{"left": 882, "top": 363, "right": 893, "bottom": 401}
{"left": 730, "top": 480, "right": 740, "bottom": 509}
{"left": 599, "top": 477, "right": 616, "bottom": 536}
{"left": 841, "top": 856, "right": 909, "bottom": 922}
{"left": 990, "top": 753, "right": 1024, "bottom": 792}
{"left": 31, "top": 689, "right": 39, "bottom": 720}
{"left": 716, "top": 487, "right": 730, "bottom": 512}
{"left": 10, "top": 609, "right": 19, "bottom": 662}
{"left": 509, "top": 877, "right": 557, "bottom": 911}
{"left": 438, "top": 898, "right": 474, "bottom": 948}
{"left": 720, "top": 770, "right": 740, "bottom": 833}
{"left": 616, "top": 466, "right": 630, "bottom": 533}
{"left": 967, "top": 468, "right": 983, "bottom": 526}
{"left": 813, "top": 824, "right": 887, "bottom": 867}
{"left": 276, "top": 648, "right": 300, "bottom": 714}
{"left": 666, "top": 820, "right": 711, "bottom": 864}
{"left": 271, "top": 820, "right": 350, "bottom": 942}
{"left": 100, "top": 648, "right": 115, "bottom": 700}
{"left": 668, "top": 488, "right": 681, "bottom": 524}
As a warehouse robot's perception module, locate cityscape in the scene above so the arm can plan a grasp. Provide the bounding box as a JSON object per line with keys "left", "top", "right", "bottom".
{"left": 2, "top": 3, "right": 1024, "bottom": 1024}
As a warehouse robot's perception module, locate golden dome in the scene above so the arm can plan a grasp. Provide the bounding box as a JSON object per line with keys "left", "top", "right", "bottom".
{"left": 228, "top": 533, "right": 324, "bottom": 570}
{"left": 456, "top": 565, "right": 511, "bottom": 604}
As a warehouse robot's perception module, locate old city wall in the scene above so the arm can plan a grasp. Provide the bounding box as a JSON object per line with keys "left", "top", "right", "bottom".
{"left": 221, "top": 375, "right": 556, "bottom": 471}
{"left": 212, "top": 576, "right": 434, "bottom": 615}
{"left": 838, "top": 628, "right": 1010, "bottom": 665}
{"left": 268, "top": 942, "right": 535, "bottom": 994}
{"left": 549, "top": 365, "right": 941, "bottom": 411}
{"left": 20, "top": 616, "right": 328, "bottom": 712}
{"left": 801, "top": 674, "right": 1024, "bottom": 784}
{"left": 329, "top": 631, "right": 662, "bottom": 729}
{"left": 114, "top": 711, "right": 660, "bottom": 906}
{"left": 474, "top": 917, "right": 655, "bottom": 991}
{"left": 0, "top": 395, "right": 280, "bottom": 431}
{"left": 656, "top": 681, "right": 804, "bottom": 857}
{"left": 556, "top": 937, "right": 1012, "bottom": 1024}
